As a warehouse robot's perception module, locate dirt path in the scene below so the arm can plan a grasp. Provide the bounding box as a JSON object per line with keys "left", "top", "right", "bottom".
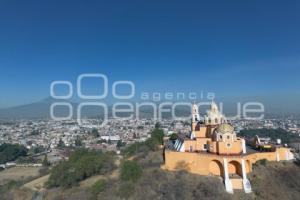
{"left": 23, "top": 175, "right": 49, "bottom": 191}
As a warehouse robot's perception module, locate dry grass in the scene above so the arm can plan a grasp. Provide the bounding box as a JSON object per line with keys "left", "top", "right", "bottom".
{"left": 40, "top": 187, "right": 90, "bottom": 200}
{"left": 0, "top": 167, "right": 42, "bottom": 185}
{"left": 0, "top": 187, "right": 36, "bottom": 200}
{"left": 79, "top": 175, "right": 105, "bottom": 188}
{"left": 23, "top": 174, "right": 49, "bottom": 191}
{"left": 9, "top": 188, "right": 35, "bottom": 200}
{"left": 128, "top": 168, "right": 231, "bottom": 200}
{"left": 249, "top": 161, "right": 300, "bottom": 200}
{"left": 3, "top": 152, "right": 300, "bottom": 200}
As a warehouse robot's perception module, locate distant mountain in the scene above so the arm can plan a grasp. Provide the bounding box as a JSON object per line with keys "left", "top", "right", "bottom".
{"left": 0, "top": 94, "right": 300, "bottom": 120}
{"left": 0, "top": 97, "right": 152, "bottom": 120}
{"left": 0, "top": 97, "right": 76, "bottom": 119}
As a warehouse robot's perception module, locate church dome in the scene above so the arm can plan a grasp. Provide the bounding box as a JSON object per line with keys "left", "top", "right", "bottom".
{"left": 215, "top": 124, "right": 234, "bottom": 134}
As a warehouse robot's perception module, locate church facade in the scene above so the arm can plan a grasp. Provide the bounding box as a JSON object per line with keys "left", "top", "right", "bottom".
{"left": 162, "top": 102, "right": 294, "bottom": 193}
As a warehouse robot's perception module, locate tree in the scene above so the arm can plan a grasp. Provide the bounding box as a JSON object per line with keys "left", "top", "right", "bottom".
{"left": 75, "top": 137, "right": 83, "bottom": 147}
{"left": 151, "top": 128, "right": 164, "bottom": 145}
{"left": 33, "top": 145, "right": 46, "bottom": 154}
{"left": 57, "top": 139, "right": 65, "bottom": 149}
{"left": 42, "top": 154, "right": 50, "bottom": 167}
{"left": 170, "top": 133, "right": 178, "bottom": 140}
{"left": 122, "top": 126, "right": 165, "bottom": 156}
{"left": 91, "top": 128, "right": 99, "bottom": 137}
{"left": 46, "top": 150, "right": 116, "bottom": 188}
{"left": 117, "top": 140, "right": 125, "bottom": 149}
{"left": 0, "top": 143, "right": 28, "bottom": 164}
{"left": 120, "top": 160, "right": 142, "bottom": 182}
{"left": 108, "top": 139, "right": 112, "bottom": 144}
{"left": 155, "top": 122, "right": 161, "bottom": 129}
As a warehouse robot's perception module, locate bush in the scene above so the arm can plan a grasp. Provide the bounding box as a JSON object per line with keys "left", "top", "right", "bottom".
{"left": 122, "top": 128, "right": 164, "bottom": 157}
{"left": 0, "top": 180, "right": 19, "bottom": 194}
{"left": 151, "top": 128, "right": 164, "bottom": 145}
{"left": 46, "top": 149, "right": 115, "bottom": 188}
{"left": 0, "top": 143, "right": 28, "bottom": 164}
{"left": 256, "top": 159, "right": 267, "bottom": 166}
{"left": 120, "top": 160, "right": 142, "bottom": 182}
{"left": 169, "top": 133, "right": 178, "bottom": 140}
{"left": 90, "top": 179, "right": 106, "bottom": 197}
{"left": 42, "top": 155, "right": 50, "bottom": 167}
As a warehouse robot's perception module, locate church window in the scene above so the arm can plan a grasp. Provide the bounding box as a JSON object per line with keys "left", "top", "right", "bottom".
{"left": 226, "top": 143, "right": 231, "bottom": 148}
{"left": 189, "top": 145, "right": 193, "bottom": 152}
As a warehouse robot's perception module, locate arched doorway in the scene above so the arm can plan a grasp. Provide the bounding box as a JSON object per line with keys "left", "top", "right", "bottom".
{"left": 245, "top": 160, "right": 251, "bottom": 172}
{"left": 209, "top": 160, "right": 223, "bottom": 177}
{"left": 228, "top": 160, "right": 242, "bottom": 177}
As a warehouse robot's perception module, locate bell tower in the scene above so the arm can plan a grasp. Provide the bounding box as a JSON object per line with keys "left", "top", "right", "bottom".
{"left": 192, "top": 102, "right": 200, "bottom": 123}
{"left": 191, "top": 102, "right": 200, "bottom": 132}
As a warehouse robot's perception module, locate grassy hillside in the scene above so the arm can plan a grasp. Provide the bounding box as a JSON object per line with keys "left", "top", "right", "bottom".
{"left": 249, "top": 161, "right": 300, "bottom": 200}
{"left": 3, "top": 151, "right": 300, "bottom": 200}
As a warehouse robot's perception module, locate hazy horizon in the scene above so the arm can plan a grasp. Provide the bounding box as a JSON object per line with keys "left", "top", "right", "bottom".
{"left": 1, "top": 1, "right": 300, "bottom": 111}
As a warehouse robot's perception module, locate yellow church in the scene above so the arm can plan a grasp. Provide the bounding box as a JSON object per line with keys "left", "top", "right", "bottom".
{"left": 162, "top": 101, "right": 294, "bottom": 193}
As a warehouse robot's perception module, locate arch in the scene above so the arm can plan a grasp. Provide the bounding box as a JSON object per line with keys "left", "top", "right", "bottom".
{"left": 245, "top": 160, "right": 251, "bottom": 172}
{"left": 208, "top": 118, "right": 211, "bottom": 124}
{"left": 228, "top": 160, "right": 242, "bottom": 176}
{"left": 209, "top": 160, "right": 223, "bottom": 177}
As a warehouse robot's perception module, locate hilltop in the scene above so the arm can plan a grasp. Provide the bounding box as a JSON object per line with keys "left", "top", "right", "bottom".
{"left": 1, "top": 147, "right": 300, "bottom": 200}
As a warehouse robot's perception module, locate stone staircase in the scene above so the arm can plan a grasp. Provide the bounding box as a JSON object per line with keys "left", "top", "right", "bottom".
{"left": 223, "top": 158, "right": 252, "bottom": 194}
{"left": 230, "top": 178, "right": 243, "bottom": 190}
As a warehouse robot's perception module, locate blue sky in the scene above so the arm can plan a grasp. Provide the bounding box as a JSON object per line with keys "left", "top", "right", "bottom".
{"left": 0, "top": 0, "right": 300, "bottom": 108}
